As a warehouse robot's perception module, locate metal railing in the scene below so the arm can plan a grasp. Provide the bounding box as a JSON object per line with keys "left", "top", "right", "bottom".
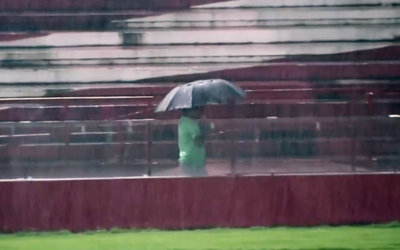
{"left": 0, "top": 115, "right": 399, "bottom": 179}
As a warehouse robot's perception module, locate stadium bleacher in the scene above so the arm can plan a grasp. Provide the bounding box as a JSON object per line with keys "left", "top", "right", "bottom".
{"left": 0, "top": 0, "right": 399, "bottom": 178}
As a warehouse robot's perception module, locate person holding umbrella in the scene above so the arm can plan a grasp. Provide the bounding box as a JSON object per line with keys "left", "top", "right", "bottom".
{"left": 178, "top": 106, "right": 207, "bottom": 176}
{"left": 155, "top": 79, "right": 245, "bottom": 176}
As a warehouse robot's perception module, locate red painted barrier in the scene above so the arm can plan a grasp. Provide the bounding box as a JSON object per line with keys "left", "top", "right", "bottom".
{"left": 0, "top": 12, "right": 155, "bottom": 31}
{"left": 0, "top": 174, "right": 399, "bottom": 232}
{"left": 152, "top": 63, "right": 400, "bottom": 82}
{"left": 0, "top": 0, "right": 227, "bottom": 30}
{"left": 0, "top": 0, "right": 224, "bottom": 11}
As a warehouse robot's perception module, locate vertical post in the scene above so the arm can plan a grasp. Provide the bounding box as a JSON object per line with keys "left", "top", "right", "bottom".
{"left": 230, "top": 134, "right": 237, "bottom": 175}
{"left": 349, "top": 90, "right": 356, "bottom": 172}
{"left": 229, "top": 101, "right": 237, "bottom": 175}
{"left": 63, "top": 122, "right": 71, "bottom": 167}
{"left": 146, "top": 121, "right": 152, "bottom": 176}
{"left": 118, "top": 121, "right": 125, "bottom": 165}
{"left": 60, "top": 97, "right": 72, "bottom": 120}
{"left": 253, "top": 121, "right": 260, "bottom": 164}
{"left": 366, "top": 92, "right": 375, "bottom": 169}
{"left": 350, "top": 113, "right": 355, "bottom": 173}
{"left": 7, "top": 124, "right": 16, "bottom": 174}
{"left": 62, "top": 99, "right": 72, "bottom": 167}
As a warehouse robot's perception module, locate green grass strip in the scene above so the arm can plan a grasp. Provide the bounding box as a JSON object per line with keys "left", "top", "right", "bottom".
{"left": 0, "top": 222, "right": 399, "bottom": 250}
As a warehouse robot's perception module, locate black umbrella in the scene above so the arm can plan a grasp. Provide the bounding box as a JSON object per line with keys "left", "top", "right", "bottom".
{"left": 155, "top": 79, "right": 246, "bottom": 112}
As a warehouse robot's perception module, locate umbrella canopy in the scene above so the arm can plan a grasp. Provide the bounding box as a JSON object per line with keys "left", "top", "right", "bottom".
{"left": 155, "top": 79, "right": 246, "bottom": 112}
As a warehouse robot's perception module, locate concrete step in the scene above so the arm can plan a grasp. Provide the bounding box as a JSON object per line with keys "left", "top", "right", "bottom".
{"left": 1, "top": 43, "right": 398, "bottom": 66}
{"left": 0, "top": 63, "right": 249, "bottom": 83}
{"left": 1, "top": 62, "right": 400, "bottom": 84}
{"left": 114, "top": 18, "right": 400, "bottom": 30}
{"left": 1, "top": 25, "right": 399, "bottom": 48}
{"left": 0, "top": 31, "right": 120, "bottom": 47}
{"left": 1, "top": 1, "right": 398, "bottom": 31}
{"left": 120, "top": 25, "right": 400, "bottom": 45}
{"left": 2, "top": 0, "right": 397, "bottom": 12}
{"left": 195, "top": 0, "right": 400, "bottom": 9}
{"left": 112, "top": 6, "right": 400, "bottom": 29}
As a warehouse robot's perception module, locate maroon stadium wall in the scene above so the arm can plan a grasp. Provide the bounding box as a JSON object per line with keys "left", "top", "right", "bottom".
{"left": 1, "top": 174, "right": 399, "bottom": 232}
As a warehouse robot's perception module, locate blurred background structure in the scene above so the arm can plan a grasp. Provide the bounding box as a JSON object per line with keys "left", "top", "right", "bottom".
{"left": 1, "top": 0, "right": 400, "bottom": 178}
